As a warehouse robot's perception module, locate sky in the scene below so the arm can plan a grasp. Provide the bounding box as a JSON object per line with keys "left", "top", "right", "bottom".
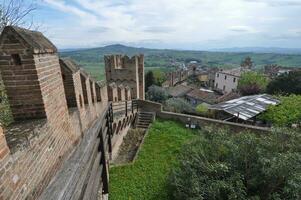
{"left": 27, "top": 0, "right": 301, "bottom": 49}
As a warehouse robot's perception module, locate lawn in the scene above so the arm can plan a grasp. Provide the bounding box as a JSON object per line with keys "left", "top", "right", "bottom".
{"left": 109, "top": 119, "right": 197, "bottom": 200}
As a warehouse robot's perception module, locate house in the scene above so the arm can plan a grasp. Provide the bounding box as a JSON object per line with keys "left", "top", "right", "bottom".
{"left": 166, "top": 85, "right": 193, "bottom": 98}
{"left": 214, "top": 68, "right": 241, "bottom": 93}
{"left": 185, "top": 88, "right": 221, "bottom": 106}
{"left": 209, "top": 94, "right": 280, "bottom": 122}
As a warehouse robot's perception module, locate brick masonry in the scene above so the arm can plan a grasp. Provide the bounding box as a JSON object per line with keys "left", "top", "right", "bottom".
{"left": 0, "top": 26, "right": 140, "bottom": 200}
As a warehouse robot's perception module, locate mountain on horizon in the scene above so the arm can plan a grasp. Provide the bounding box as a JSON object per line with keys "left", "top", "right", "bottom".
{"left": 60, "top": 44, "right": 301, "bottom": 55}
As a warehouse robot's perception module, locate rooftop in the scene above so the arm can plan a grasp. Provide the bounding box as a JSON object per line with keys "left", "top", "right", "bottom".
{"left": 166, "top": 85, "right": 193, "bottom": 97}
{"left": 210, "top": 94, "right": 280, "bottom": 120}
{"left": 186, "top": 88, "right": 220, "bottom": 104}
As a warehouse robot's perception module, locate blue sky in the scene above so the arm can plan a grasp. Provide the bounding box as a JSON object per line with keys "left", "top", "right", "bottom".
{"left": 29, "top": 0, "right": 301, "bottom": 49}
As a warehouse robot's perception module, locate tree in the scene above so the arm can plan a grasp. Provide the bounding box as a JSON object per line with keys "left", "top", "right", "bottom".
{"left": 238, "top": 71, "right": 269, "bottom": 95}
{"left": 145, "top": 71, "right": 155, "bottom": 92}
{"left": 0, "top": 0, "right": 37, "bottom": 32}
{"left": 260, "top": 95, "right": 301, "bottom": 126}
{"left": 170, "top": 127, "right": 301, "bottom": 200}
{"left": 164, "top": 98, "right": 193, "bottom": 114}
{"left": 146, "top": 85, "right": 168, "bottom": 103}
{"left": 153, "top": 69, "right": 166, "bottom": 86}
{"left": 240, "top": 56, "right": 253, "bottom": 69}
{"left": 266, "top": 71, "right": 301, "bottom": 95}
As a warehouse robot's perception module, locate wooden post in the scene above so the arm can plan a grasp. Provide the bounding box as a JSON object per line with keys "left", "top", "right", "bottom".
{"left": 125, "top": 100, "right": 128, "bottom": 117}
{"left": 99, "top": 127, "right": 109, "bottom": 194}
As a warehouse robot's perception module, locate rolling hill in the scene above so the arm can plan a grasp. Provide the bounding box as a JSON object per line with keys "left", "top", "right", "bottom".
{"left": 60, "top": 44, "right": 301, "bottom": 80}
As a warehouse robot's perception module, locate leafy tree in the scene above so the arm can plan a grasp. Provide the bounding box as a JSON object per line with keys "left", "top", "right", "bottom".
{"left": 241, "top": 56, "right": 253, "bottom": 69}
{"left": 153, "top": 69, "right": 166, "bottom": 86}
{"left": 145, "top": 71, "right": 155, "bottom": 92}
{"left": 164, "top": 98, "right": 193, "bottom": 114}
{"left": 146, "top": 85, "right": 168, "bottom": 103}
{"left": 238, "top": 71, "right": 269, "bottom": 95}
{"left": 170, "top": 127, "right": 301, "bottom": 200}
{"left": 0, "top": 78, "right": 13, "bottom": 126}
{"left": 266, "top": 71, "right": 301, "bottom": 95}
{"left": 260, "top": 95, "right": 301, "bottom": 126}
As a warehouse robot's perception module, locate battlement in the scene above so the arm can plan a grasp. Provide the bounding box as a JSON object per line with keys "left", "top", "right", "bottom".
{"left": 105, "top": 54, "right": 145, "bottom": 100}
{"left": 0, "top": 26, "right": 143, "bottom": 200}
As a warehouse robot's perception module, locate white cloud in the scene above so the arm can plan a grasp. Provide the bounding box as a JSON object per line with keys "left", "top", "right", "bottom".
{"left": 40, "top": 0, "right": 301, "bottom": 49}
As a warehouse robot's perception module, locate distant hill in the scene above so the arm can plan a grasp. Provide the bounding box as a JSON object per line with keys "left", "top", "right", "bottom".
{"left": 211, "top": 47, "right": 301, "bottom": 55}
{"left": 60, "top": 44, "right": 301, "bottom": 80}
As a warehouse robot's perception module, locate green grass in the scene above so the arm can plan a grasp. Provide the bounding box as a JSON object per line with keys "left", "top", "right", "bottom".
{"left": 109, "top": 119, "right": 197, "bottom": 200}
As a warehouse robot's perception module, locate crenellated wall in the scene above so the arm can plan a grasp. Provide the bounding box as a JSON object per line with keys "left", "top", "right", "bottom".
{"left": 0, "top": 26, "right": 140, "bottom": 200}
{"left": 104, "top": 54, "right": 144, "bottom": 100}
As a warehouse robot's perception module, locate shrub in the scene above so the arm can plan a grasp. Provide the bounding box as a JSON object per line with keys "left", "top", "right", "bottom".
{"left": 169, "top": 127, "right": 301, "bottom": 200}
{"left": 164, "top": 98, "right": 193, "bottom": 114}
{"left": 238, "top": 71, "right": 269, "bottom": 95}
{"left": 196, "top": 103, "right": 210, "bottom": 117}
{"left": 260, "top": 95, "right": 301, "bottom": 126}
{"left": 146, "top": 85, "right": 168, "bottom": 103}
{"left": 266, "top": 71, "right": 301, "bottom": 95}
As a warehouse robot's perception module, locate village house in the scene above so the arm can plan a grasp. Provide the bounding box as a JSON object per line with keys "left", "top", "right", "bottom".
{"left": 214, "top": 68, "right": 241, "bottom": 93}
{"left": 185, "top": 88, "right": 221, "bottom": 106}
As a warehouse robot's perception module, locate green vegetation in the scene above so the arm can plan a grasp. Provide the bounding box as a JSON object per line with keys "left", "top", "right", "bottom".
{"left": 238, "top": 71, "right": 269, "bottom": 95}
{"left": 109, "top": 120, "right": 197, "bottom": 200}
{"left": 170, "top": 127, "right": 301, "bottom": 200}
{"left": 164, "top": 98, "right": 194, "bottom": 114}
{"left": 0, "top": 80, "right": 13, "bottom": 126}
{"left": 145, "top": 71, "right": 155, "bottom": 91}
{"left": 260, "top": 95, "right": 301, "bottom": 126}
{"left": 196, "top": 103, "right": 210, "bottom": 117}
{"left": 266, "top": 71, "right": 301, "bottom": 95}
{"left": 146, "top": 85, "right": 168, "bottom": 103}
{"left": 61, "top": 45, "right": 301, "bottom": 81}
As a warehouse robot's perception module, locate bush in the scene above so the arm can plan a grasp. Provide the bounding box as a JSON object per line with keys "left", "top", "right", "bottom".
{"left": 196, "top": 103, "right": 210, "bottom": 117}
{"left": 260, "top": 95, "right": 301, "bottom": 126}
{"left": 164, "top": 98, "right": 194, "bottom": 114}
{"left": 169, "top": 128, "right": 301, "bottom": 200}
{"left": 266, "top": 71, "right": 301, "bottom": 95}
{"left": 146, "top": 85, "right": 168, "bottom": 103}
{"left": 238, "top": 71, "right": 269, "bottom": 95}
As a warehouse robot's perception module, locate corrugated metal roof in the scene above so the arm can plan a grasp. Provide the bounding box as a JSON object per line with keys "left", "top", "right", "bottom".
{"left": 209, "top": 94, "right": 280, "bottom": 120}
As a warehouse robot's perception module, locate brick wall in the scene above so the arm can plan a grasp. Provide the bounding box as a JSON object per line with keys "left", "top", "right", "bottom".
{"left": 60, "top": 60, "right": 77, "bottom": 108}
{"left": 104, "top": 55, "right": 144, "bottom": 100}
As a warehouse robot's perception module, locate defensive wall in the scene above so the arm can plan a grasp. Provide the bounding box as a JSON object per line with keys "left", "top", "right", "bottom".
{"left": 0, "top": 26, "right": 142, "bottom": 200}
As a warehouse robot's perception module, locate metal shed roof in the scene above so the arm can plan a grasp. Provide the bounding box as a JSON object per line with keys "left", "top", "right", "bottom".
{"left": 209, "top": 94, "right": 280, "bottom": 120}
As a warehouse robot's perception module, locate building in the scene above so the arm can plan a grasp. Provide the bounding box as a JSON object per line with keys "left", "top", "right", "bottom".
{"left": 166, "top": 84, "right": 193, "bottom": 98}
{"left": 214, "top": 68, "right": 241, "bottom": 93}
{"left": 209, "top": 94, "right": 280, "bottom": 122}
{"left": 185, "top": 88, "right": 221, "bottom": 106}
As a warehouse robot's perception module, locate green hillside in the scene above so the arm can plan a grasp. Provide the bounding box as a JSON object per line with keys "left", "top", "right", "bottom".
{"left": 60, "top": 44, "right": 301, "bottom": 80}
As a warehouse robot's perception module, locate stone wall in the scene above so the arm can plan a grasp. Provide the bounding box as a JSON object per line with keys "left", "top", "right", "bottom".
{"left": 137, "top": 100, "right": 270, "bottom": 133}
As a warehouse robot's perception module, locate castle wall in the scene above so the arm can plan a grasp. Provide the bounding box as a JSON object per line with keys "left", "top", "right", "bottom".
{"left": 105, "top": 55, "right": 144, "bottom": 100}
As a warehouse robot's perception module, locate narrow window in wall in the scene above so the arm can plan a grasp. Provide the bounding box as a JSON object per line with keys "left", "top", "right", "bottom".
{"left": 11, "top": 54, "right": 22, "bottom": 65}
{"left": 225, "top": 75, "right": 227, "bottom": 80}
{"left": 115, "top": 97, "right": 117, "bottom": 102}
{"left": 233, "top": 77, "right": 236, "bottom": 82}
{"left": 80, "top": 74, "right": 88, "bottom": 104}
{"left": 223, "top": 85, "right": 226, "bottom": 91}
{"left": 217, "top": 73, "right": 219, "bottom": 77}
{"left": 90, "top": 81, "right": 95, "bottom": 104}
{"left": 216, "top": 83, "right": 218, "bottom": 88}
